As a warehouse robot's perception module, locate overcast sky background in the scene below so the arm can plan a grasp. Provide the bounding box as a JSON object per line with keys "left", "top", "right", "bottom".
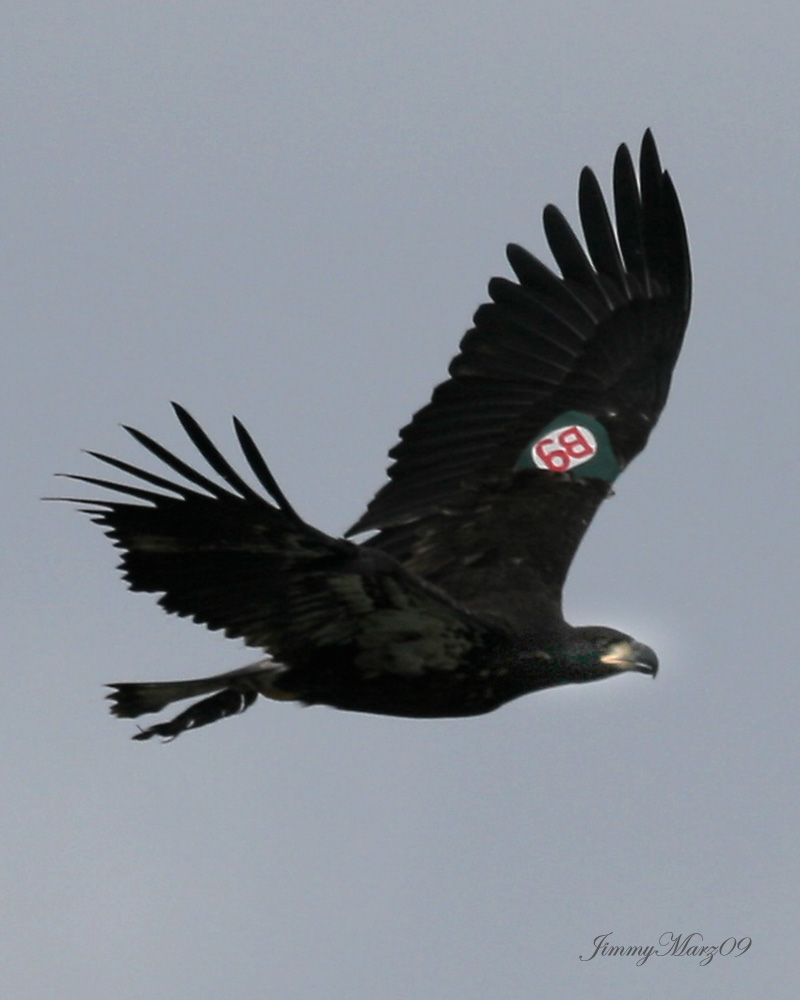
{"left": 4, "top": 3, "right": 799, "bottom": 998}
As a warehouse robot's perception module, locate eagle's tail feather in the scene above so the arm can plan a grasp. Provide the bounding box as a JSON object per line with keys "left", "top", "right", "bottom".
{"left": 106, "top": 659, "right": 289, "bottom": 740}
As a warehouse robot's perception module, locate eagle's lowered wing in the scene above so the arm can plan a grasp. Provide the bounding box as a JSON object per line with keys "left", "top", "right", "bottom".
{"left": 63, "top": 405, "right": 499, "bottom": 680}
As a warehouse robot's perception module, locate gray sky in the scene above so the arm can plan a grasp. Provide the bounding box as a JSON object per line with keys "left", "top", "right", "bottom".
{"left": 4, "top": 2, "right": 799, "bottom": 997}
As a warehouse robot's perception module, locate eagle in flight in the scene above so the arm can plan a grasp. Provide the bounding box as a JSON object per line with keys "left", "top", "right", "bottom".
{"left": 64, "top": 130, "right": 691, "bottom": 740}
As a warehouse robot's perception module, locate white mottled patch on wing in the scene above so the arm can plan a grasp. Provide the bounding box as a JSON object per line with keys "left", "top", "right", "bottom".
{"left": 260, "top": 559, "right": 481, "bottom": 676}
{"left": 355, "top": 609, "right": 474, "bottom": 676}
{"left": 327, "top": 575, "right": 379, "bottom": 615}
{"left": 278, "top": 575, "right": 374, "bottom": 646}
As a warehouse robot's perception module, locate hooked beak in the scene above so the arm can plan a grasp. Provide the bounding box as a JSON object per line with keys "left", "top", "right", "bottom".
{"left": 601, "top": 640, "right": 659, "bottom": 678}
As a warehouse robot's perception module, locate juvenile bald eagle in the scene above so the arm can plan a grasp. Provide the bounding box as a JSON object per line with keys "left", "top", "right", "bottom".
{"left": 64, "top": 130, "right": 690, "bottom": 740}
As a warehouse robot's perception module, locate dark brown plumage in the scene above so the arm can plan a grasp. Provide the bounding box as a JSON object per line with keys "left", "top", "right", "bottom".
{"left": 62, "top": 130, "right": 689, "bottom": 740}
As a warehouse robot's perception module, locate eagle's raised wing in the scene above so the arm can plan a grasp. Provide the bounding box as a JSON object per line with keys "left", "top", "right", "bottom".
{"left": 347, "top": 131, "right": 690, "bottom": 628}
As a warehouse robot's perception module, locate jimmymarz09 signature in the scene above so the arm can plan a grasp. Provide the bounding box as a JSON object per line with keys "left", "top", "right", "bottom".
{"left": 580, "top": 931, "right": 752, "bottom": 967}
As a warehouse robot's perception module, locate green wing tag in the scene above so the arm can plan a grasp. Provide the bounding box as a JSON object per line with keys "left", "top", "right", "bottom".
{"left": 515, "top": 411, "right": 620, "bottom": 482}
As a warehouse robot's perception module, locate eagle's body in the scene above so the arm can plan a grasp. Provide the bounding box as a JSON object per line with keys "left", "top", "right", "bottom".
{"left": 64, "top": 131, "right": 690, "bottom": 740}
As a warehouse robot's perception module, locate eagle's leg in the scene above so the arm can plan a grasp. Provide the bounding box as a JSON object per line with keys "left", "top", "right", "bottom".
{"left": 106, "top": 659, "right": 289, "bottom": 741}
{"left": 129, "top": 686, "right": 259, "bottom": 741}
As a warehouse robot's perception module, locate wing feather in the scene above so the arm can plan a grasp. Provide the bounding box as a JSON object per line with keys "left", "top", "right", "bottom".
{"left": 66, "top": 410, "right": 498, "bottom": 677}
{"left": 347, "top": 131, "right": 691, "bottom": 627}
